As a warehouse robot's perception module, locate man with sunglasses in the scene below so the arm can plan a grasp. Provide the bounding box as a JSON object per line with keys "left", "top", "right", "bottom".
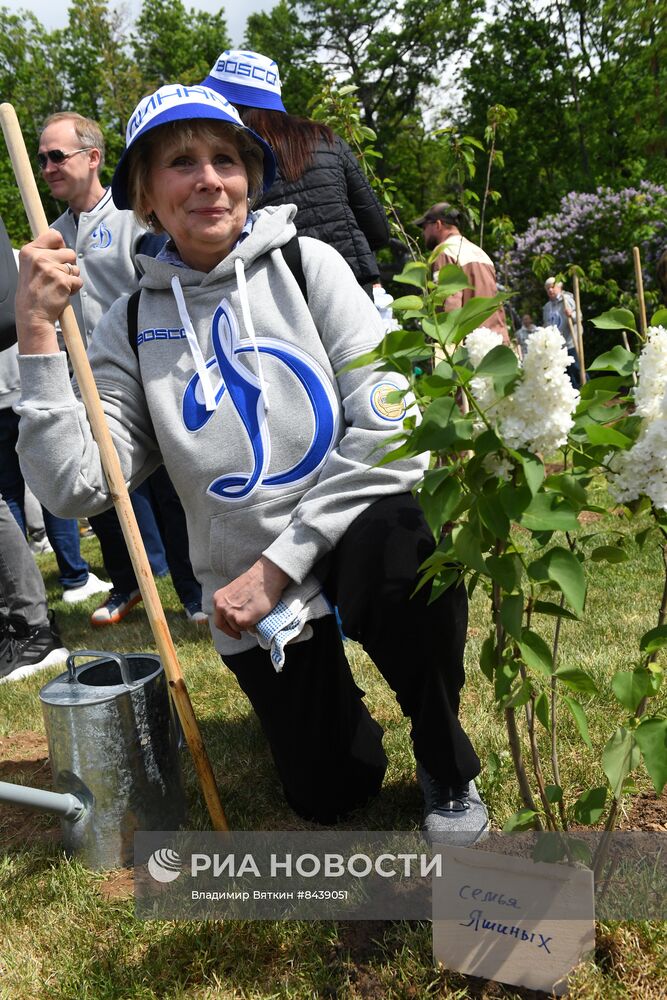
{"left": 38, "top": 112, "right": 164, "bottom": 348}
{"left": 35, "top": 112, "right": 205, "bottom": 628}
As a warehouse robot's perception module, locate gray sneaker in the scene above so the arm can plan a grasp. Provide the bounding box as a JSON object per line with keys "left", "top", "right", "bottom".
{"left": 417, "top": 762, "right": 489, "bottom": 846}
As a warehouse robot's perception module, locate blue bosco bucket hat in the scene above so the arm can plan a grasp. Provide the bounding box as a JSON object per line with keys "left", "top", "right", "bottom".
{"left": 111, "top": 84, "right": 277, "bottom": 210}
{"left": 202, "top": 50, "right": 286, "bottom": 113}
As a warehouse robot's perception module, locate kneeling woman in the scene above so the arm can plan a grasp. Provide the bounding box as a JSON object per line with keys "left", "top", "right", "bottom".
{"left": 15, "top": 85, "right": 485, "bottom": 837}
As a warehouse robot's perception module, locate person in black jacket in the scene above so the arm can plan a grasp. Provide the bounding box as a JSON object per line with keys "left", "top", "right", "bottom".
{"left": 203, "top": 49, "right": 390, "bottom": 296}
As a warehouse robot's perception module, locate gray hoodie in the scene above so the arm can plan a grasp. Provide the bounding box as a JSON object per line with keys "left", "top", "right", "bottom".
{"left": 17, "top": 205, "right": 426, "bottom": 654}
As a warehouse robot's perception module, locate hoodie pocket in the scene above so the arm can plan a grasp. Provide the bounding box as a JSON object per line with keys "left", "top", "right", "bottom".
{"left": 209, "top": 489, "right": 306, "bottom": 582}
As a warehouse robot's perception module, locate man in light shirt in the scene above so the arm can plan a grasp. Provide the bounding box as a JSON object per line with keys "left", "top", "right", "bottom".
{"left": 414, "top": 201, "right": 508, "bottom": 342}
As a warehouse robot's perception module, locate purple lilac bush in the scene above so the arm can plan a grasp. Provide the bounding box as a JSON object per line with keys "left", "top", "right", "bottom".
{"left": 504, "top": 182, "right": 667, "bottom": 313}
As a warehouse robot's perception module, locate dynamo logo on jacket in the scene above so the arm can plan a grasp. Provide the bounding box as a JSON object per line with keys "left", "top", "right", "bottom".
{"left": 182, "top": 299, "right": 339, "bottom": 502}
{"left": 91, "top": 221, "right": 112, "bottom": 249}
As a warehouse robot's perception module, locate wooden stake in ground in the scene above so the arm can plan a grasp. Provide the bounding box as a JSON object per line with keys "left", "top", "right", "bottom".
{"left": 572, "top": 274, "right": 586, "bottom": 385}
{"left": 0, "top": 102, "right": 229, "bottom": 833}
{"left": 633, "top": 245, "right": 648, "bottom": 338}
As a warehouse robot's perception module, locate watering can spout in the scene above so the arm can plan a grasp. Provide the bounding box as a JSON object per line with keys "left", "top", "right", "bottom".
{"left": 0, "top": 779, "right": 87, "bottom": 823}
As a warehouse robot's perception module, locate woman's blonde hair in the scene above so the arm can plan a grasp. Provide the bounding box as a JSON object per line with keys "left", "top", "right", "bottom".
{"left": 126, "top": 119, "right": 265, "bottom": 232}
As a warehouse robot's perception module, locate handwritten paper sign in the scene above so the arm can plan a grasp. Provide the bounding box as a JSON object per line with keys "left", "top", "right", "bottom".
{"left": 432, "top": 846, "right": 595, "bottom": 996}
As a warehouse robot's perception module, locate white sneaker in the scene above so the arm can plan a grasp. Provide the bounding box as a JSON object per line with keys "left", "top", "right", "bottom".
{"left": 29, "top": 535, "right": 54, "bottom": 556}
{"left": 184, "top": 601, "right": 208, "bottom": 624}
{"left": 62, "top": 572, "right": 113, "bottom": 604}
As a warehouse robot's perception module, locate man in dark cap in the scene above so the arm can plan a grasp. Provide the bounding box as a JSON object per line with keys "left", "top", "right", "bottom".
{"left": 414, "top": 202, "right": 508, "bottom": 341}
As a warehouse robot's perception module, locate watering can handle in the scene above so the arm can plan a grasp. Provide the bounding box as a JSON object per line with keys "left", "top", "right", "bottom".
{"left": 66, "top": 650, "right": 137, "bottom": 688}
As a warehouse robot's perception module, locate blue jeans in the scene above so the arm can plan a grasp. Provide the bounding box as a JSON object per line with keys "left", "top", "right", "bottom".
{"left": 131, "top": 483, "right": 169, "bottom": 576}
{"left": 0, "top": 407, "right": 89, "bottom": 590}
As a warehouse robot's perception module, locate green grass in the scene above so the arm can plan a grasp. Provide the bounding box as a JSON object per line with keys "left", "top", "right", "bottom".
{"left": 1, "top": 521, "right": 666, "bottom": 999}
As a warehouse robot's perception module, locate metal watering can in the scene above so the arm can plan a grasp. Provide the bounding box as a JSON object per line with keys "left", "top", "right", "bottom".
{"left": 0, "top": 650, "right": 186, "bottom": 870}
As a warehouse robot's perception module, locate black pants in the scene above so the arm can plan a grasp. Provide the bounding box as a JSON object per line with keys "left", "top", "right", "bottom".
{"left": 223, "top": 493, "right": 480, "bottom": 823}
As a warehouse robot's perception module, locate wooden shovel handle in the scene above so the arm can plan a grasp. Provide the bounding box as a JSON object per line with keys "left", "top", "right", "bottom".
{"left": 0, "top": 101, "right": 228, "bottom": 832}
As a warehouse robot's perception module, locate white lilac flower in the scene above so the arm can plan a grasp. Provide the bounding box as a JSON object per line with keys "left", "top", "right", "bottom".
{"left": 500, "top": 326, "right": 579, "bottom": 454}
{"left": 607, "top": 330, "right": 667, "bottom": 510}
{"left": 483, "top": 454, "right": 514, "bottom": 481}
{"left": 633, "top": 325, "right": 667, "bottom": 421}
{"left": 464, "top": 324, "right": 579, "bottom": 458}
{"left": 465, "top": 326, "right": 504, "bottom": 367}
{"left": 464, "top": 327, "right": 504, "bottom": 425}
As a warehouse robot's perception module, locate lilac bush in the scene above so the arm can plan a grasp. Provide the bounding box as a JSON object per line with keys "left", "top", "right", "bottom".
{"left": 505, "top": 182, "right": 667, "bottom": 314}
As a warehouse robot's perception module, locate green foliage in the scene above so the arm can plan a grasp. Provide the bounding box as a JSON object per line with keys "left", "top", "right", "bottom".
{"left": 132, "top": 0, "right": 230, "bottom": 88}
{"left": 355, "top": 256, "right": 667, "bottom": 855}
{"left": 245, "top": 0, "right": 326, "bottom": 115}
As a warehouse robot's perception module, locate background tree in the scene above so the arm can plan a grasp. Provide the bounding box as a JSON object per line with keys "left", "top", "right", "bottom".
{"left": 295, "top": 0, "right": 481, "bottom": 146}
{"left": 245, "top": 0, "right": 326, "bottom": 115}
{"left": 132, "top": 0, "right": 230, "bottom": 89}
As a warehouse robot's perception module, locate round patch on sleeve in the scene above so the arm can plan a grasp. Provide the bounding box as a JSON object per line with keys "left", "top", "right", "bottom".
{"left": 370, "top": 381, "right": 407, "bottom": 421}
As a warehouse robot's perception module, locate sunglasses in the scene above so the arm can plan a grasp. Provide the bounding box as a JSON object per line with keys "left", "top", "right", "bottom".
{"left": 37, "top": 146, "right": 93, "bottom": 169}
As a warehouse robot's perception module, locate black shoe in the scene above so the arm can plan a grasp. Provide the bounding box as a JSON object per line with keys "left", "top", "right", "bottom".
{"left": 0, "top": 610, "right": 69, "bottom": 684}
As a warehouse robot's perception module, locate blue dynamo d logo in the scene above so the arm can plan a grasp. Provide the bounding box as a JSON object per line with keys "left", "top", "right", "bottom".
{"left": 147, "top": 848, "right": 182, "bottom": 883}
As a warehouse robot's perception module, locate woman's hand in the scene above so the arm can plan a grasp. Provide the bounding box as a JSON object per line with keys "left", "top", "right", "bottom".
{"left": 16, "top": 231, "right": 82, "bottom": 355}
{"left": 213, "top": 556, "right": 291, "bottom": 639}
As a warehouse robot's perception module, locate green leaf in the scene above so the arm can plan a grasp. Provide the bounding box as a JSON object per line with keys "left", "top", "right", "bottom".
{"left": 635, "top": 527, "right": 653, "bottom": 550}
{"left": 515, "top": 450, "right": 545, "bottom": 496}
{"left": 519, "top": 494, "right": 580, "bottom": 533}
{"left": 532, "top": 600, "right": 580, "bottom": 622}
{"left": 448, "top": 293, "right": 509, "bottom": 343}
{"left": 535, "top": 691, "right": 550, "bottom": 731}
{"left": 634, "top": 718, "right": 667, "bottom": 794}
{"left": 503, "top": 808, "right": 539, "bottom": 832}
{"left": 412, "top": 397, "right": 474, "bottom": 452}
{"left": 500, "top": 594, "right": 524, "bottom": 641}
{"left": 452, "top": 524, "right": 488, "bottom": 574}
{"left": 474, "top": 345, "right": 519, "bottom": 380}
{"left": 485, "top": 750, "right": 502, "bottom": 782}
{"left": 506, "top": 677, "right": 533, "bottom": 707}
{"left": 591, "top": 545, "right": 629, "bottom": 564}
{"left": 640, "top": 625, "right": 667, "bottom": 653}
{"left": 486, "top": 553, "right": 519, "bottom": 592}
{"left": 602, "top": 726, "right": 640, "bottom": 799}
{"left": 540, "top": 546, "right": 586, "bottom": 616}
{"left": 585, "top": 424, "right": 633, "bottom": 448}
{"left": 563, "top": 695, "right": 592, "bottom": 748}
{"left": 533, "top": 833, "right": 567, "bottom": 862}
{"left": 650, "top": 307, "right": 667, "bottom": 327}
{"left": 479, "top": 634, "right": 496, "bottom": 682}
{"left": 568, "top": 839, "right": 593, "bottom": 865}
{"left": 419, "top": 478, "right": 462, "bottom": 538}
{"left": 519, "top": 629, "right": 554, "bottom": 676}
{"left": 436, "top": 263, "right": 470, "bottom": 296}
{"left": 393, "top": 261, "right": 429, "bottom": 289}
{"left": 587, "top": 345, "right": 637, "bottom": 375}
{"left": 391, "top": 294, "right": 424, "bottom": 311}
{"left": 612, "top": 669, "right": 652, "bottom": 713}
{"left": 495, "top": 657, "right": 519, "bottom": 700}
{"left": 545, "top": 783, "right": 562, "bottom": 803}
{"left": 498, "top": 483, "right": 532, "bottom": 520}
{"left": 543, "top": 473, "right": 587, "bottom": 505}
{"left": 478, "top": 495, "right": 510, "bottom": 538}
{"left": 573, "top": 786, "right": 608, "bottom": 825}
{"left": 590, "top": 308, "right": 638, "bottom": 333}
{"left": 555, "top": 666, "right": 598, "bottom": 695}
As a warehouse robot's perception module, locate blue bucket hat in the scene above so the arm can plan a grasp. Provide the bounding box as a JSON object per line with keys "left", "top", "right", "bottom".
{"left": 111, "top": 84, "right": 277, "bottom": 210}
{"left": 202, "top": 50, "right": 286, "bottom": 113}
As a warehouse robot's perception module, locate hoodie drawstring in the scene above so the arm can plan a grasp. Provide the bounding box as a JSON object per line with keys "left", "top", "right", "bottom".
{"left": 235, "top": 257, "right": 270, "bottom": 412}
{"left": 171, "top": 275, "right": 217, "bottom": 412}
